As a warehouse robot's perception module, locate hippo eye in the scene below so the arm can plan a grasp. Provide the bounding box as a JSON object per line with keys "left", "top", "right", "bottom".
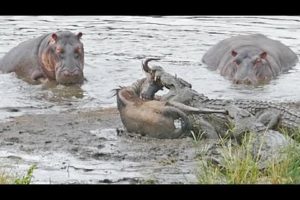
{"left": 234, "top": 59, "right": 241, "bottom": 65}
{"left": 74, "top": 47, "right": 82, "bottom": 53}
{"left": 74, "top": 53, "right": 79, "bottom": 59}
{"left": 74, "top": 48, "right": 82, "bottom": 59}
{"left": 56, "top": 48, "right": 64, "bottom": 54}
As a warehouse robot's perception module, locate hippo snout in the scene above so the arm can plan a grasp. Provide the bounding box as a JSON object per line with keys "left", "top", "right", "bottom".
{"left": 62, "top": 69, "right": 81, "bottom": 77}
{"left": 56, "top": 68, "right": 84, "bottom": 84}
{"left": 233, "top": 77, "right": 258, "bottom": 85}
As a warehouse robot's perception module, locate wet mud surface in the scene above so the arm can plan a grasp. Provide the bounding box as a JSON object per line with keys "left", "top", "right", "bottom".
{"left": 0, "top": 107, "right": 211, "bottom": 184}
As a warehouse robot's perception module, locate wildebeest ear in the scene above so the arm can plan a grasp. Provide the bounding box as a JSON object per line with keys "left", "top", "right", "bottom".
{"left": 231, "top": 50, "right": 238, "bottom": 57}
{"left": 260, "top": 51, "right": 267, "bottom": 59}
{"left": 77, "top": 32, "right": 83, "bottom": 39}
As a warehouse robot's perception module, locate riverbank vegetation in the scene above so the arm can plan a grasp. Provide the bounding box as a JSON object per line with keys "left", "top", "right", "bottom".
{"left": 197, "top": 129, "right": 300, "bottom": 184}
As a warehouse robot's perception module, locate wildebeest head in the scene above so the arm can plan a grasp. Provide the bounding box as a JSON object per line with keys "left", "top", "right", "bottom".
{"left": 41, "top": 31, "right": 84, "bottom": 85}
{"left": 114, "top": 59, "right": 229, "bottom": 139}
{"left": 115, "top": 85, "right": 227, "bottom": 139}
{"left": 140, "top": 58, "right": 164, "bottom": 100}
{"left": 221, "top": 47, "right": 276, "bottom": 85}
{"left": 140, "top": 58, "right": 193, "bottom": 99}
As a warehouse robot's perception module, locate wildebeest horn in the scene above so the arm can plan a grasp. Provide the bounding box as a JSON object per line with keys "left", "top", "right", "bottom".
{"left": 167, "top": 100, "right": 228, "bottom": 114}
{"left": 142, "top": 58, "right": 160, "bottom": 73}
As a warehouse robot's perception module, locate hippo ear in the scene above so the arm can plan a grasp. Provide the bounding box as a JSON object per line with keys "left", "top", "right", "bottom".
{"left": 77, "top": 32, "right": 83, "bottom": 39}
{"left": 260, "top": 51, "right": 267, "bottom": 59}
{"left": 51, "top": 33, "right": 58, "bottom": 42}
{"left": 231, "top": 50, "right": 238, "bottom": 57}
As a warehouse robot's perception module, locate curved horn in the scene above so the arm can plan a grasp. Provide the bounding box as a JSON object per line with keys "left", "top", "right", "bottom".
{"left": 142, "top": 58, "right": 160, "bottom": 73}
{"left": 167, "top": 100, "right": 228, "bottom": 114}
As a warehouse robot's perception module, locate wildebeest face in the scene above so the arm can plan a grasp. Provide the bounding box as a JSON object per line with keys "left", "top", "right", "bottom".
{"left": 140, "top": 58, "right": 164, "bottom": 100}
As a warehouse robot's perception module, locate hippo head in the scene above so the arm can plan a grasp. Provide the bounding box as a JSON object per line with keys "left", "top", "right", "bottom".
{"left": 41, "top": 31, "right": 84, "bottom": 85}
{"left": 222, "top": 48, "right": 275, "bottom": 85}
{"left": 140, "top": 58, "right": 164, "bottom": 100}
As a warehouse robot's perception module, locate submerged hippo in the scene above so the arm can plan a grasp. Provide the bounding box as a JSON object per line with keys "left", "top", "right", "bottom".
{"left": 0, "top": 31, "right": 84, "bottom": 85}
{"left": 202, "top": 34, "right": 298, "bottom": 84}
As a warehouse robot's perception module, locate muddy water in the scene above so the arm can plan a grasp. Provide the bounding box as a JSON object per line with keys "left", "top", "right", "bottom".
{"left": 0, "top": 16, "right": 300, "bottom": 184}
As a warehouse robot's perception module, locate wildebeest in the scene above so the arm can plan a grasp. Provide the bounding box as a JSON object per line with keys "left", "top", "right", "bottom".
{"left": 116, "top": 85, "right": 191, "bottom": 139}
{"left": 115, "top": 58, "right": 227, "bottom": 139}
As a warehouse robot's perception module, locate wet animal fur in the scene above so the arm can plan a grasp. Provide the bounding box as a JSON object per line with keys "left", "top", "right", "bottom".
{"left": 114, "top": 87, "right": 191, "bottom": 139}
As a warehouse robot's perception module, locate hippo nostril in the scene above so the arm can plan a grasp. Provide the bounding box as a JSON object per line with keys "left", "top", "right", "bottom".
{"left": 244, "top": 80, "right": 250, "bottom": 84}
{"left": 243, "top": 78, "right": 253, "bottom": 85}
{"left": 70, "top": 69, "right": 81, "bottom": 76}
{"left": 62, "top": 69, "right": 81, "bottom": 77}
{"left": 63, "top": 70, "right": 71, "bottom": 76}
{"left": 73, "top": 70, "right": 80, "bottom": 76}
{"left": 233, "top": 79, "right": 240, "bottom": 84}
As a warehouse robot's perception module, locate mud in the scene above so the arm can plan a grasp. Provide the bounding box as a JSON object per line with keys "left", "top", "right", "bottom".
{"left": 0, "top": 107, "right": 213, "bottom": 184}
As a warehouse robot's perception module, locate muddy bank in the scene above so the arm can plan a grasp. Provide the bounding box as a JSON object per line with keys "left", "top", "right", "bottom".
{"left": 0, "top": 107, "right": 211, "bottom": 184}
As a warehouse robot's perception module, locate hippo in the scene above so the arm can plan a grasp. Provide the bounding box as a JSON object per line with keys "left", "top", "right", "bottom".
{"left": 202, "top": 34, "right": 298, "bottom": 84}
{"left": 0, "top": 31, "right": 84, "bottom": 85}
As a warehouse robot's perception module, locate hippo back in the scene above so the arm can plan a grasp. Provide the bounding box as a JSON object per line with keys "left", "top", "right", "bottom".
{"left": 0, "top": 34, "right": 48, "bottom": 74}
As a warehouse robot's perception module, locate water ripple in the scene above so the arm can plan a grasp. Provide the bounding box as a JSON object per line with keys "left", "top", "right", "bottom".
{"left": 0, "top": 16, "right": 300, "bottom": 119}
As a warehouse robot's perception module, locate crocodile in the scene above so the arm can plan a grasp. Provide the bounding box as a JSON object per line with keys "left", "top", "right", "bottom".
{"left": 140, "top": 58, "right": 300, "bottom": 139}
{"left": 139, "top": 58, "right": 299, "bottom": 168}
{"left": 130, "top": 58, "right": 298, "bottom": 169}
{"left": 114, "top": 64, "right": 228, "bottom": 139}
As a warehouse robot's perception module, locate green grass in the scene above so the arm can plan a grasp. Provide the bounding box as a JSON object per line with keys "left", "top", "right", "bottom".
{"left": 0, "top": 165, "right": 36, "bottom": 184}
{"left": 197, "top": 129, "right": 300, "bottom": 184}
{"left": 14, "top": 165, "right": 36, "bottom": 184}
{"left": 140, "top": 178, "right": 158, "bottom": 184}
{"left": 280, "top": 127, "right": 300, "bottom": 143}
{"left": 0, "top": 171, "right": 13, "bottom": 184}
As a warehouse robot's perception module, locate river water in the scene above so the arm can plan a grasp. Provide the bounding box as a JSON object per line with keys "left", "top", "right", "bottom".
{"left": 0, "top": 16, "right": 300, "bottom": 119}
{"left": 0, "top": 16, "right": 300, "bottom": 184}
